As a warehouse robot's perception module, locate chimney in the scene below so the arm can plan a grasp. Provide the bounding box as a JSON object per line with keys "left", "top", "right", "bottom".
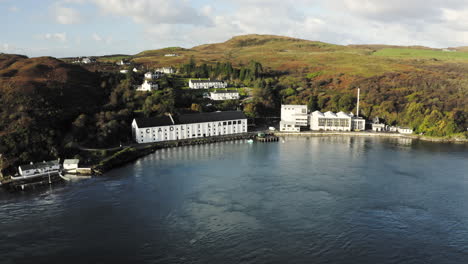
{"left": 168, "top": 113, "right": 175, "bottom": 125}
{"left": 356, "top": 88, "right": 360, "bottom": 117}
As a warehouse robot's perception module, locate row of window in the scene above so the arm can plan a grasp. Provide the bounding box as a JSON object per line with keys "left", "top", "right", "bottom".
{"left": 317, "top": 118, "right": 350, "bottom": 127}
{"left": 142, "top": 126, "right": 246, "bottom": 138}
{"left": 139, "top": 128, "right": 247, "bottom": 142}
{"left": 140, "top": 121, "right": 245, "bottom": 134}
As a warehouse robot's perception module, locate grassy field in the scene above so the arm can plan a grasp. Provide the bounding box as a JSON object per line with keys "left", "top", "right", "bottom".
{"left": 116, "top": 34, "right": 468, "bottom": 80}
{"left": 373, "top": 48, "right": 468, "bottom": 60}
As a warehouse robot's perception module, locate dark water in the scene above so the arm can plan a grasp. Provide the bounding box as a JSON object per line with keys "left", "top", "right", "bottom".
{"left": 1, "top": 137, "right": 468, "bottom": 264}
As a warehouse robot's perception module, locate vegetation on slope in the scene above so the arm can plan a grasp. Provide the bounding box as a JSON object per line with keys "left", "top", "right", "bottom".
{"left": 1, "top": 34, "right": 468, "bottom": 173}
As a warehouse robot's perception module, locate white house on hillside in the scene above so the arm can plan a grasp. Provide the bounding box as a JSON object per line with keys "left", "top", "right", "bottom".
{"left": 136, "top": 80, "right": 158, "bottom": 91}
{"left": 117, "top": 59, "right": 130, "bottom": 65}
{"left": 156, "top": 67, "right": 175, "bottom": 74}
{"left": 210, "top": 90, "right": 240, "bottom": 100}
{"left": 189, "top": 79, "right": 227, "bottom": 89}
{"left": 279, "top": 105, "right": 308, "bottom": 132}
{"left": 82, "top": 57, "right": 92, "bottom": 64}
{"left": 144, "top": 71, "right": 163, "bottom": 80}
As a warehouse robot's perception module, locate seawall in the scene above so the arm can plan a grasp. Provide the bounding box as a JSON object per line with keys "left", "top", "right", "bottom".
{"left": 93, "top": 132, "right": 256, "bottom": 174}
{"left": 274, "top": 131, "right": 468, "bottom": 143}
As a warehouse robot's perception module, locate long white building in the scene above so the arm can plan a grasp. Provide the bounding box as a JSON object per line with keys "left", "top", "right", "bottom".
{"left": 132, "top": 111, "right": 248, "bottom": 143}
{"left": 210, "top": 90, "right": 240, "bottom": 100}
{"left": 189, "top": 79, "right": 227, "bottom": 89}
{"left": 156, "top": 67, "right": 175, "bottom": 74}
{"left": 310, "top": 111, "right": 365, "bottom": 131}
{"left": 18, "top": 160, "right": 60, "bottom": 177}
{"left": 279, "top": 105, "right": 308, "bottom": 132}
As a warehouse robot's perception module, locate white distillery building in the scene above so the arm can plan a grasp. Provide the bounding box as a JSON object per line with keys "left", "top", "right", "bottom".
{"left": 156, "top": 67, "right": 175, "bottom": 74}
{"left": 210, "top": 90, "right": 240, "bottom": 100}
{"left": 136, "top": 80, "right": 159, "bottom": 92}
{"left": 189, "top": 79, "right": 227, "bottom": 89}
{"left": 280, "top": 105, "right": 309, "bottom": 132}
{"left": 18, "top": 160, "right": 60, "bottom": 177}
{"left": 132, "top": 111, "right": 248, "bottom": 143}
{"left": 310, "top": 111, "right": 365, "bottom": 131}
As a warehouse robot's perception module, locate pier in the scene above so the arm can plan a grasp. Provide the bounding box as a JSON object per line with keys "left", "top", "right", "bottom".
{"left": 256, "top": 133, "right": 279, "bottom": 142}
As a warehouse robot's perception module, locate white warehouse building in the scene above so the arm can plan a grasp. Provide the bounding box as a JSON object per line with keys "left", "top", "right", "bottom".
{"left": 189, "top": 79, "right": 227, "bottom": 89}
{"left": 18, "top": 160, "right": 60, "bottom": 177}
{"left": 280, "top": 105, "right": 309, "bottom": 132}
{"left": 310, "top": 111, "right": 365, "bottom": 131}
{"left": 132, "top": 111, "right": 248, "bottom": 143}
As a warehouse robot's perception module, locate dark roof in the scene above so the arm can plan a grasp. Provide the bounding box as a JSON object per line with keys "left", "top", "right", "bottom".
{"left": 178, "top": 111, "right": 246, "bottom": 124}
{"left": 134, "top": 111, "right": 246, "bottom": 128}
{"left": 19, "top": 164, "right": 35, "bottom": 171}
{"left": 135, "top": 116, "right": 174, "bottom": 128}
{"left": 191, "top": 80, "right": 225, "bottom": 83}
{"left": 19, "top": 160, "right": 59, "bottom": 171}
{"left": 212, "top": 90, "right": 238, "bottom": 94}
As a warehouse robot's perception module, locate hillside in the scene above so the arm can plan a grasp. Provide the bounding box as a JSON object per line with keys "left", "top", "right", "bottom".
{"left": 130, "top": 34, "right": 467, "bottom": 136}
{"left": 1, "top": 34, "right": 467, "bottom": 172}
{"left": 131, "top": 34, "right": 468, "bottom": 76}
{"left": 0, "top": 54, "right": 105, "bottom": 170}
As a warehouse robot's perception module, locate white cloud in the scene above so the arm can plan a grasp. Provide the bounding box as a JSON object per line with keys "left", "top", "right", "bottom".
{"left": 92, "top": 33, "right": 102, "bottom": 42}
{"left": 54, "top": 6, "right": 82, "bottom": 24}
{"left": 92, "top": 33, "right": 112, "bottom": 44}
{"left": 8, "top": 6, "right": 19, "bottom": 12}
{"left": 90, "top": 0, "right": 212, "bottom": 25}
{"left": 38, "top": 32, "right": 68, "bottom": 42}
{"left": 0, "top": 43, "right": 25, "bottom": 54}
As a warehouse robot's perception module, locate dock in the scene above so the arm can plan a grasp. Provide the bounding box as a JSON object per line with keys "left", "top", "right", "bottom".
{"left": 255, "top": 133, "right": 279, "bottom": 142}
{"left": 1, "top": 172, "right": 63, "bottom": 191}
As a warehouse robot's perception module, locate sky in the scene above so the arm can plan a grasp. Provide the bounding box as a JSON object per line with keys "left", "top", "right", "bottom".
{"left": 2, "top": 0, "right": 468, "bottom": 57}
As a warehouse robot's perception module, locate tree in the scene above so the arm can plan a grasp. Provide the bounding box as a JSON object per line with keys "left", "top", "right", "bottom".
{"left": 191, "top": 103, "right": 202, "bottom": 112}
{"left": 308, "top": 95, "right": 318, "bottom": 111}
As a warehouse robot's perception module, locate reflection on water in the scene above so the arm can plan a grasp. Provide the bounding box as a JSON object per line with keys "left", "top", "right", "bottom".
{"left": 0, "top": 137, "right": 467, "bottom": 264}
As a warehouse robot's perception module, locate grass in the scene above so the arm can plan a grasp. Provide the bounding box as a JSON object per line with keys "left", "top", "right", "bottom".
{"left": 118, "top": 34, "right": 468, "bottom": 79}
{"left": 373, "top": 48, "right": 468, "bottom": 60}
{"left": 96, "top": 55, "right": 131, "bottom": 63}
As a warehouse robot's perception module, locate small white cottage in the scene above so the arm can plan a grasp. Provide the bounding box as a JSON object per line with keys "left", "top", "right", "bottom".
{"left": 63, "top": 159, "right": 80, "bottom": 172}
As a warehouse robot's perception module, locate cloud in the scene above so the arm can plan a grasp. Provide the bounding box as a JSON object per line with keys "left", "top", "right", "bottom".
{"left": 53, "top": 6, "right": 82, "bottom": 24}
{"left": 8, "top": 6, "right": 19, "bottom": 12}
{"left": 90, "top": 0, "right": 212, "bottom": 25}
{"left": 92, "top": 33, "right": 102, "bottom": 42}
{"left": 38, "top": 33, "right": 68, "bottom": 42}
{"left": 0, "top": 43, "right": 25, "bottom": 54}
{"left": 92, "top": 33, "right": 112, "bottom": 44}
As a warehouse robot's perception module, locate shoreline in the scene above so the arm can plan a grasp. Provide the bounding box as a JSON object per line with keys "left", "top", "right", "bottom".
{"left": 2, "top": 131, "right": 466, "bottom": 190}
{"left": 273, "top": 131, "right": 468, "bottom": 143}
{"left": 94, "top": 131, "right": 467, "bottom": 174}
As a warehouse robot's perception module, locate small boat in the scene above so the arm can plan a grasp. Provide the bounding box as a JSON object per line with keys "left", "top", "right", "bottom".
{"left": 247, "top": 139, "right": 254, "bottom": 144}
